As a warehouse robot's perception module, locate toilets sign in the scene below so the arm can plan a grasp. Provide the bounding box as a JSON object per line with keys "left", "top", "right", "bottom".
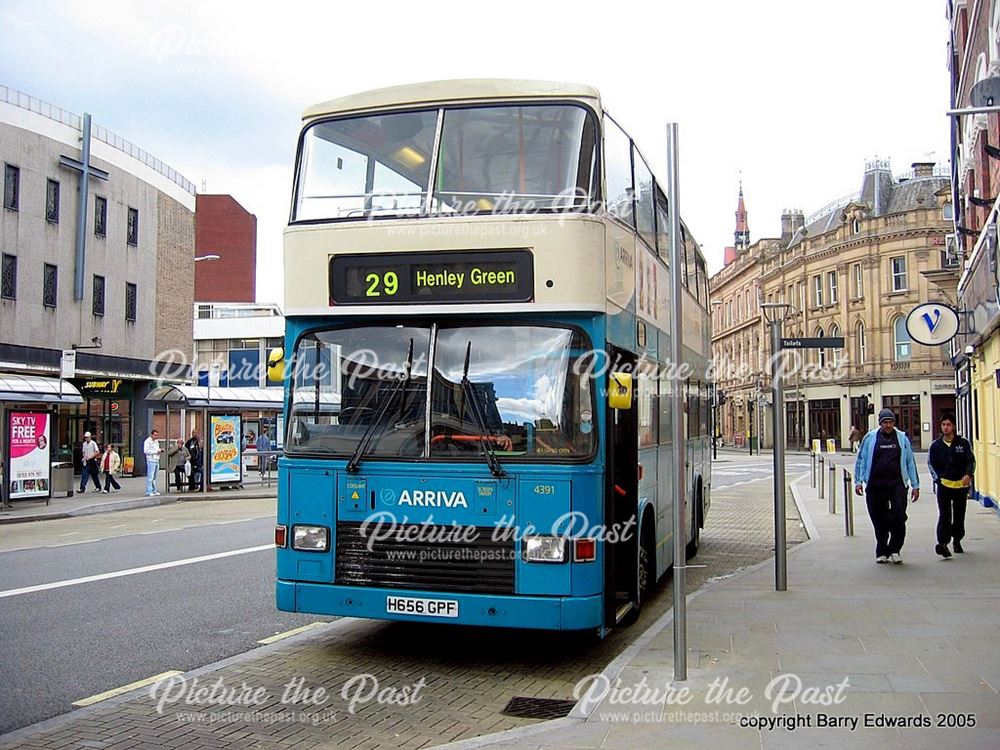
{"left": 905, "top": 303, "right": 960, "bottom": 346}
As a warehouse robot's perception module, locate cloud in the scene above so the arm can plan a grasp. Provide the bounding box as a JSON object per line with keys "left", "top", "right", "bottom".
{"left": 0, "top": 0, "right": 950, "bottom": 292}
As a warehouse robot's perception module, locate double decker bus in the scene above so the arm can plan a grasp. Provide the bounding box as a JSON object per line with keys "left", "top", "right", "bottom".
{"left": 275, "top": 80, "right": 712, "bottom": 633}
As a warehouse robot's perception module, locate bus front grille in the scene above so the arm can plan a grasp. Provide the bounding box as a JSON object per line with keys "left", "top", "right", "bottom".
{"left": 335, "top": 522, "right": 516, "bottom": 594}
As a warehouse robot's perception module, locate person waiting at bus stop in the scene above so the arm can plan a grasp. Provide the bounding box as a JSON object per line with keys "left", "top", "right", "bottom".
{"left": 854, "top": 409, "right": 920, "bottom": 564}
{"left": 928, "top": 413, "right": 975, "bottom": 558}
{"left": 255, "top": 427, "right": 273, "bottom": 478}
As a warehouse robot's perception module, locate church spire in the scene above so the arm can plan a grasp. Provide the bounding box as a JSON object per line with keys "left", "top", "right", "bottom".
{"left": 734, "top": 179, "right": 750, "bottom": 251}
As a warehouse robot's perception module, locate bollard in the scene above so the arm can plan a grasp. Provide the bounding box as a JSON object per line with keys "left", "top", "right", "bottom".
{"left": 811, "top": 452, "right": 817, "bottom": 488}
{"left": 828, "top": 463, "right": 836, "bottom": 514}
{"left": 844, "top": 467, "right": 855, "bottom": 536}
{"left": 818, "top": 455, "right": 825, "bottom": 500}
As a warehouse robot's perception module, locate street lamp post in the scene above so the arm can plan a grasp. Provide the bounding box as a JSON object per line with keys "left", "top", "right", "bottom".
{"left": 762, "top": 302, "right": 791, "bottom": 591}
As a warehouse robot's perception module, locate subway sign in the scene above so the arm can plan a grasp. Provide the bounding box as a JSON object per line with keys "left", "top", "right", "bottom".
{"left": 329, "top": 250, "right": 534, "bottom": 305}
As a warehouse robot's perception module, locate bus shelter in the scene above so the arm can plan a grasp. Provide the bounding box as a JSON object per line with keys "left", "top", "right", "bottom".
{"left": 145, "top": 384, "right": 290, "bottom": 495}
{"left": 0, "top": 375, "right": 84, "bottom": 510}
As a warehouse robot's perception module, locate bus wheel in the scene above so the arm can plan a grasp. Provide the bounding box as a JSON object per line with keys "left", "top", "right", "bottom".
{"left": 623, "top": 519, "right": 654, "bottom": 626}
{"left": 686, "top": 488, "right": 702, "bottom": 560}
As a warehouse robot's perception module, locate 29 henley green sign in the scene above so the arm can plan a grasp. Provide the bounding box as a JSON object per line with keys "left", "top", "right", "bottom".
{"left": 329, "top": 250, "right": 534, "bottom": 305}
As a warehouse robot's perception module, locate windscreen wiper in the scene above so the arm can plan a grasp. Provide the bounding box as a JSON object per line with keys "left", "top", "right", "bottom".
{"left": 461, "top": 342, "right": 505, "bottom": 478}
{"left": 346, "top": 339, "right": 413, "bottom": 474}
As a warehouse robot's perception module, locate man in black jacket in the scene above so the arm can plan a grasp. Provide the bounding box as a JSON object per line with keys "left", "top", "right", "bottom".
{"left": 928, "top": 414, "right": 975, "bottom": 558}
{"left": 185, "top": 431, "right": 204, "bottom": 492}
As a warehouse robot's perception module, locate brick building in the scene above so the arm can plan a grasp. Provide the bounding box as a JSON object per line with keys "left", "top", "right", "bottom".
{"left": 1, "top": 84, "right": 195, "bottom": 474}
{"left": 946, "top": 0, "right": 1000, "bottom": 513}
{"left": 194, "top": 194, "right": 256, "bottom": 303}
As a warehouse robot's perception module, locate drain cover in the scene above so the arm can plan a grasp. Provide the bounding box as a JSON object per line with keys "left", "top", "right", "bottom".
{"left": 501, "top": 696, "right": 576, "bottom": 720}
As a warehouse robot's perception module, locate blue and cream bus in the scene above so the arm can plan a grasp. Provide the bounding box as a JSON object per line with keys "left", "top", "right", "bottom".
{"left": 275, "top": 80, "right": 712, "bottom": 633}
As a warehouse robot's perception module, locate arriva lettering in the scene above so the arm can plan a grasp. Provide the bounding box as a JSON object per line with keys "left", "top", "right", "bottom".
{"left": 397, "top": 490, "right": 469, "bottom": 508}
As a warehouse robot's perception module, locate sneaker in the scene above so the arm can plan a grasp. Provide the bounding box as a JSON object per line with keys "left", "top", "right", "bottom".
{"left": 953, "top": 541, "right": 964, "bottom": 553}
{"left": 876, "top": 556, "right": 889, "bottom": 564}
{"left": 102, "top": 489, "right": 109, "bottom": 494}
{"left": 935, "top": 544, "right": 952, "bottom": 559}
{"left": 152, "top": 491, "right": 161, "bottom": 496}
{"left": 145, "top": 492, "right": 154, "bottom": 497}
{"left": 890, "top": 553, "right": 903, "bottom": 564}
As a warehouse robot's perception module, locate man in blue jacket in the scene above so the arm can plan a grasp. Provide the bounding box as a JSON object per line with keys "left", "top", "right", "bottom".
{"left": 854, "top": 409, "right": 920, "bottom": 564}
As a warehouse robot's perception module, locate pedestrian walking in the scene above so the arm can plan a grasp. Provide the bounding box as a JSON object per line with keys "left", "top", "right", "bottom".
{"left": 928, "top": 413, "right": 975, "bottom": 558}
{"left": 185, "top": 431, "right": 203, "bottom": 491}
{"left": 167, "top": 439, "right": 191, "bottom": 492}
{"left": 143, "top": 429, "right": 162, "bottom": 497}
{"left": 853, "top": 409, "right": 920, "bottom": 564}
{"left": 100, "top": 443, "right": 122, "bottom": 493}
{"left": 848, "top": 425, "right": 862, "bottom": 453}
{"left": 79, "top": 431, "right": 102, "bottom": 493}
{"left": 256, "top": 427, "right": 273, "bottom": 478}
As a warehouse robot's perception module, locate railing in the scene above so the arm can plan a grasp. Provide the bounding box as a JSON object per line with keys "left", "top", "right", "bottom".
{"left": 195, "top": 303, "right": 284, "bottom": 320}
{"left": 1, "top": 84, "right": 196, "bottom": 196}
{"left": 806, "top": 192, "right": 860, "bottom": 225}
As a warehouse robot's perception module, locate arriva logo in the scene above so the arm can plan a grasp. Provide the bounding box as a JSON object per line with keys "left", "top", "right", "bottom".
{"left": 398, "top": 490, "right": 469, "bottom": 508}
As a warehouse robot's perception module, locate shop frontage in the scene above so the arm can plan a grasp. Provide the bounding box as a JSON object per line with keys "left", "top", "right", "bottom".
{"left": 0, "top": 375, "right": 84, "bottom": 509}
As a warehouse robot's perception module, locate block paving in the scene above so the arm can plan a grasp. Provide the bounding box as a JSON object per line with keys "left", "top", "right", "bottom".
{"left": 0, "top": 477, "right": 805, "bottom": 750}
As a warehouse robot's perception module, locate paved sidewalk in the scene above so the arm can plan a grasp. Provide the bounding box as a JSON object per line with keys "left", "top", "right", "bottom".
{"left": 0, "top": 471, "right": 277, "bottom": 524}
{"left": 458, "top": 474, "right": 1000, "bottom": 749}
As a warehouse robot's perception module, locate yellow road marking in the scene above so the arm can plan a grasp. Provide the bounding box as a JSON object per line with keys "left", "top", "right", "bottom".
{"left": 257, "top": 621, "right": 328, "bottom": 644}
{"left": 72, "top": 670, "right": 183, "bottom": 707}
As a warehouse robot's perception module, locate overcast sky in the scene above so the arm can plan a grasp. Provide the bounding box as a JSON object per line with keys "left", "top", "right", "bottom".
{"left": 0, "top": 0, "right": 951, "bottom": 304}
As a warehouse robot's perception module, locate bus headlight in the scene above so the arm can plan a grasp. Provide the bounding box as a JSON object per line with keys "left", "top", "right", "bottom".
{"left": 523, "top": 536, "right": 567, "bottom": 563}
{"left": 292, "top": 525, "right": 329, "bottom": 552}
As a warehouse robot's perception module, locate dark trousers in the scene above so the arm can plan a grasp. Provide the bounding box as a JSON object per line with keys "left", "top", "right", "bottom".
{"left": 866, "top": 483, "right": 908, "bottom": 557}
{"left": 79, "top": 460, "right": 101, "bottom": 491}
{"left": 173, "top": 468, "right": 187, "bottom": 491}
{"left": 103, "top": 472, "right": 121, "bottom": 491}
{"left": 936, "top": 485, "right": 968, "bottom": 546}
{"left": 188, "top": 467, "right": 202, "bottom": 491}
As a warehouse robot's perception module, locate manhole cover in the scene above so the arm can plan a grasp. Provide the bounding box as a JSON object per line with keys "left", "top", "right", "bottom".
{"left": 500, "top": 696, "right": 576, "bottom": 720}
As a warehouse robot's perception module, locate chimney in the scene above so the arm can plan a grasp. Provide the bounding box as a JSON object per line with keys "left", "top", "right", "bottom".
{"left": 911, "top": 162, "right": 935, "bottom": 178}
{"left": 790, "top": 209, "right": 805, "bottom": 235}
{"left": 780, "top": 209, "right": 794, "bottom": 243}
{"left": 781, "top": 209, "right": 805, "bottom": 243}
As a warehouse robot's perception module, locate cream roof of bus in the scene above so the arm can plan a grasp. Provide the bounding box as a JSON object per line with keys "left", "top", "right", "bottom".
{"left": 303, "top": 79, "right": 602, "bottom": 119}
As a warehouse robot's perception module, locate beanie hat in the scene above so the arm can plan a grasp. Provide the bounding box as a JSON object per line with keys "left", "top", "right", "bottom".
{"left": 877, "top": 409, "right": 895, "bottom": 424}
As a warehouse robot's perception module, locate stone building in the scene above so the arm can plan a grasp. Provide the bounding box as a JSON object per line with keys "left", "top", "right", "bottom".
{"left": 710, "top": 162, "right": 955, "bottom": 450}
{"left": 0, "top": 84, "right": 195, "bottom": 473}
{"left": 946, "top": 0, "right": 1000, "bottom": 514}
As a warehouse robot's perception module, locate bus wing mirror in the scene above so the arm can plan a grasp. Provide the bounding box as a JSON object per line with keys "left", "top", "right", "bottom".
{"left": 608, "top": 372, "right": 633, "bottom": 410}
{"left": 267, "top": 347, "right": 285, "bottom": 383}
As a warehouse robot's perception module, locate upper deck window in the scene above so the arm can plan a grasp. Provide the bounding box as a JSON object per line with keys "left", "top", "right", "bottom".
{"left": 293, "top": 104, "right": 597, "bottom": 221}
{"left": 296, "top": 111, "right": 438, "bottom": 221}
{"left": 435, "top": 105, "right": 594, "bottom": 213}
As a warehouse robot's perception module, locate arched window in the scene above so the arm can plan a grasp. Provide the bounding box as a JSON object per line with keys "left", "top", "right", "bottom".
{"left": 856, "top": 321, "right": 866, "bottom": 364}
{"left": 894, "top": 317, "right": 911, "bottom": 361}
{"left": 817, "top": 327, "right": 826, "bottom": 368}
{"left": 830, "top": 324, "right": 841, "bottom": 367}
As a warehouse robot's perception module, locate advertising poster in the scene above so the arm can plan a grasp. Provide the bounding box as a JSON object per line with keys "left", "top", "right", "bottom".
{"left": 210, "top": 414, "right": 241, "bottom": 484}
{"left": 8, "top": 411, "right": 51, "bottom": 500}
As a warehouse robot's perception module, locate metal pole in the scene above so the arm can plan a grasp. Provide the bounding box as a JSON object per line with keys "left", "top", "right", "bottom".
{"left": 667, "top": 123, "right": 687, "bottom": 681}
{"left": 811, "top": 451, "right": 816, "bottom": 488}
{"left": 828, "top": 461, "right": 836, "bottom": 513}
{"left": 770, "top": 319, "right": 787, "bottom": 591}
{"left": 844, "top": 468, "right": 855, "bottom": 536}
{"left": 818, "top": 454, "right": 825, "bottom": 499}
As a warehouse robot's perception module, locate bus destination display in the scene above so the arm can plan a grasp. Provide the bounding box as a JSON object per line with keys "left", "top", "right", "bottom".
{"left": 329, "top": 250, "right": 534, "bottom": 305}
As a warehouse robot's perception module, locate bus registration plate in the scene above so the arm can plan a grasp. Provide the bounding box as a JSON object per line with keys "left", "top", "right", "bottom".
{"left": 386, "top": 595, "right": 459, "bottom": 618}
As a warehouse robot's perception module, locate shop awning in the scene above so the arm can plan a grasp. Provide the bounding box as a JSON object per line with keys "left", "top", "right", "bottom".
{"left": 145, "top": 384, "right": 338, "bottom": 411}
{"left": 0, "top": 374, "right": 84, "bottom": 404}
